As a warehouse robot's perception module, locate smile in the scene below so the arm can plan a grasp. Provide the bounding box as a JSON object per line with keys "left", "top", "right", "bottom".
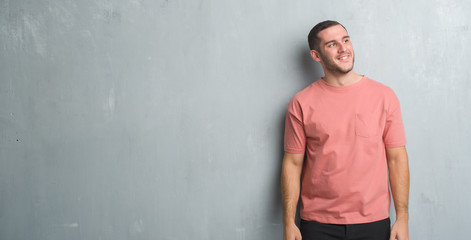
{"left": 337, "top": 55, "right": 350, "bottom": 61}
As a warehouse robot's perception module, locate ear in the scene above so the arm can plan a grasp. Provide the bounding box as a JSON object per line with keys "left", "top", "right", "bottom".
{"left": 310, "top": 50, "right": 321, "bottom": 62}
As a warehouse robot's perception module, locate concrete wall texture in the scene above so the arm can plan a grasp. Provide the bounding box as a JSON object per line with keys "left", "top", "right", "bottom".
{"left": 1, "top": 0, "right": 470, "bottom": 239}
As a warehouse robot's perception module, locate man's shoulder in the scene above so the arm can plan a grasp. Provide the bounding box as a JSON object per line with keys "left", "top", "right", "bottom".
{"left": 364, "top": 77, "right": 396, "bottom": 95}
{"left": 290, "top": 80, "right": 322, "bottom": 102}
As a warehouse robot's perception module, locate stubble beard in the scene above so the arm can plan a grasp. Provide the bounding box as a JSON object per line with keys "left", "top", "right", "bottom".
{"left": 319, "top": 51, "right": 355, "bottom": 74}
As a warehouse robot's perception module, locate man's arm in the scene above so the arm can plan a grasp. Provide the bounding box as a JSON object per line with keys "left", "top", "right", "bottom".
{"left": 386, "top": 146, "right": 409, "bottom": 240}
{"left": 281, "top": 152, "right": 305, "bottom": 240}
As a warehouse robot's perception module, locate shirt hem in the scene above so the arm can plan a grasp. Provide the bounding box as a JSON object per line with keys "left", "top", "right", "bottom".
{"left": 300, "top": 213, "right": 390, "bottom": 225}
{"left": 284, "top": 147, "right": 305, "bottom": 154}
{"left": 384, "top": 141, "right": 407, "bottom": 148}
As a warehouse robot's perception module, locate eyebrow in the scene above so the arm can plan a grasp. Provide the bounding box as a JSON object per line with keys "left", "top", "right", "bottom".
{"left": 324, "top": 35, "right": 350, "bottom": 46}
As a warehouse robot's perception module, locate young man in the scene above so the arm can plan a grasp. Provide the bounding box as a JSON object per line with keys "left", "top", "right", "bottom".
{"left": 281, "top": 21, "right": 410, "bottom": 240}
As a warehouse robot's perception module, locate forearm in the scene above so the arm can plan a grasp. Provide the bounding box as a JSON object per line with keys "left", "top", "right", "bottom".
{"left": 281, "top": 167, "right": 300, "bottom": 224}
{"left": 387, "top": 147, "right": 410, "bottom": 219}
{"left": 281, "top": 154, "right": 304, "bottom": 225}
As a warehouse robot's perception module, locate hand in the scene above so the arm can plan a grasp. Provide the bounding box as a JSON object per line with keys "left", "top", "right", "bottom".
{"left": 389, "top": 218, "right": 409, "bottom": 240}
{"left": 283, "top": 223, "right": 302, "bottom": 240}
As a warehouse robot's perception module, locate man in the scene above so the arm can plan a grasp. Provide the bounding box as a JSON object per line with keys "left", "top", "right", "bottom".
{"left": 281, "top": 20, "right": 410, "bottom": 240}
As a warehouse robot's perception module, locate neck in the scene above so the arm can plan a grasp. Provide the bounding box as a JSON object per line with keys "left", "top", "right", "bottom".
{"left": 322, "top": 71, "right": 363, "bottom": 87}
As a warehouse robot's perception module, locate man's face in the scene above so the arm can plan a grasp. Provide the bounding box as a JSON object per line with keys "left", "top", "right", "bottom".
{"left": 313, "top": 25, "right": 355, "bottom": 74}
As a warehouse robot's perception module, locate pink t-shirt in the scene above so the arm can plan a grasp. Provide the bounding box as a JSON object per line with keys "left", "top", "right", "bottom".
{"left": 284, "top": 76, "right": 406, "bottom": 224}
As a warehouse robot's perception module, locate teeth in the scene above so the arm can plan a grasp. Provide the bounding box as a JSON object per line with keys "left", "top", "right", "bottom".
{"left": 339, "top": 56, "right": 347, "bottom": 60}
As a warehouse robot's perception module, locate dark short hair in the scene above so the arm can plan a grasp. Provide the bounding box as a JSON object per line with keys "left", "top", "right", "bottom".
{"left": 308, "top": 20, "right": 347, "bottom": 51}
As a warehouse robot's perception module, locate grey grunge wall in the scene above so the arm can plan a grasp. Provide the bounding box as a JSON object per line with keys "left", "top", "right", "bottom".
{"left": 1, "top": 0, "right": 470, "bottom": 239}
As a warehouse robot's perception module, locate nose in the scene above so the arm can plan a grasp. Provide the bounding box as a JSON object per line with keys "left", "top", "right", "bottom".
{"left": 338, "top": 42, "right": 347, "bottom": 52}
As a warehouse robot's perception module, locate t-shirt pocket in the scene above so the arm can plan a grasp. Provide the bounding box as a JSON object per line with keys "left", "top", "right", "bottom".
{"left": 355, "top": 112, "right": 379, "bottom": 137}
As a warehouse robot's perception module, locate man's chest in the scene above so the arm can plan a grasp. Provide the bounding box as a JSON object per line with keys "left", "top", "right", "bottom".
{"left": 301, "top": 95, "right": 387, "bottom": 141}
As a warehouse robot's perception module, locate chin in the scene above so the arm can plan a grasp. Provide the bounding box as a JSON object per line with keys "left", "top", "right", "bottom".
{"left": 336, "top": 65, "right": 353, "bottom": 74}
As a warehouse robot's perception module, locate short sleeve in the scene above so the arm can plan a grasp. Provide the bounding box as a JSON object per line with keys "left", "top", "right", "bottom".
{"left": 382, "top": 90, "right": 407, "bottom": 148}
{"left": 284, "top": 97, "right": 306, "bottom": 153}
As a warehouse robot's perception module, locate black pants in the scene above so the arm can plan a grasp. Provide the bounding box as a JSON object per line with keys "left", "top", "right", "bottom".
{"left": 300, "top": 218, "right": 391, "bottom": 240}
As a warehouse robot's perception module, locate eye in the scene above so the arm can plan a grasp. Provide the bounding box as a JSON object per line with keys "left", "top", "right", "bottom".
{"left": 344, "top": 39, "right": 350, "bottom": 43}
{"left": 328, "top": 43, "right": 336, "bottom": 48}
